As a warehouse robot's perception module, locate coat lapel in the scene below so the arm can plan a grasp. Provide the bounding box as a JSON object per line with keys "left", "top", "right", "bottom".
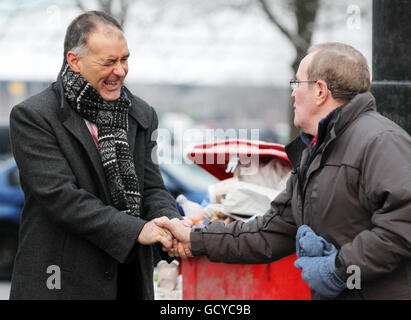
{"left": 64, "top": 111, "right": 113, "bottom": 203}
{"left": 55, "top": 79, "right": 111, "bottom": 203}
{"left": 125, "top": 87, "right": 150, "bottom": 161}
{"left": 127, "top": 115, "right": 137, "bottom": 156}
{"left": 55, "top": 80, "right": 149, "bottom": 204}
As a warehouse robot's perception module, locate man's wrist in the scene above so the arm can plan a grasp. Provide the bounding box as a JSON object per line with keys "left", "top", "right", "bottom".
{"left": 189, "top": 228, "right": 207, "bottom": 256}
{"left": 334, "top": 253, "right": 349, "bottom": 282}
{"left": 328, "top": 254, "right": 346, "bottom": 289}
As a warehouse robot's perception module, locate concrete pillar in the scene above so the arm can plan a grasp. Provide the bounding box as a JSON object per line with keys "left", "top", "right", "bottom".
{"left": 371, "top": 0, "right": 411, "bottom": 134}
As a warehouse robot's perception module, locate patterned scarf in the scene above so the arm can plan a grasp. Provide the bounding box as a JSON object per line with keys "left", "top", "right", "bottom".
{"left": 60, "top": 62, "right": 141, "bottom": 217}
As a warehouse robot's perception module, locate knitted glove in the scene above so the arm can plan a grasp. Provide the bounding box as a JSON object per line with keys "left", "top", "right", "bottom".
{"left": 294, "top": 252, "right": 346, "bottom": 298}
{"left": 296, "top": 225, "right": 337, "bottom": 258}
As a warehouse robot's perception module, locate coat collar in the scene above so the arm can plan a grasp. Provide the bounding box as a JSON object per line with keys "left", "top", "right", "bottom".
{"left": 285, "top": 136, "right": 306, "bottom": 172}
{"left": 123, "top": 86, "right": 149, "bottom": 130}
{"left": 285, "top": 92, "right": 377, "bottom": 171}
{"left": 334, "top": 91, "right": 376, "bottom": 135}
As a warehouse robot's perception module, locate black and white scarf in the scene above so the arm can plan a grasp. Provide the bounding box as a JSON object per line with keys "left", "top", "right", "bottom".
{"left": 60, "top": 62, "right": 141, "bottom": 217}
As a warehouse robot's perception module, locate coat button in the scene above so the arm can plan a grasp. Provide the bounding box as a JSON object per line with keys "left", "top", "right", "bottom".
{"left": 104, "top": 271, "right": 114, "bottom": 280}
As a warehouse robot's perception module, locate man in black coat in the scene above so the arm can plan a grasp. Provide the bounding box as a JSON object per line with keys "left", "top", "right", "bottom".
{"left": 9, "top": 11, "right": 181, "bottom": 300}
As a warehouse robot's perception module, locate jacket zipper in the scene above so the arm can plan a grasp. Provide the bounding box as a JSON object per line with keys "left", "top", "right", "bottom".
{"left": 300, "top": 147, "right": 324, "bottom": 225}
{"left": 296, "top": 166, "right": 305, "bottom": 225}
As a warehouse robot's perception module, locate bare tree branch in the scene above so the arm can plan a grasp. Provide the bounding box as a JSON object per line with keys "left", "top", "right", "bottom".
{"left": 257, "top": 0, "right": 311, "bottom": 53}
{"left": 257, "top": 0, "right": 294, "bottom": 43}
{"left": 254, "top": 0, "right": 320, "bottom": 140}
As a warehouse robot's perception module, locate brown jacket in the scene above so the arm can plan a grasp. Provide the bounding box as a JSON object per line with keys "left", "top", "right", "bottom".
{"left": 191, "top": 92, "right": 411, "bottom": 300}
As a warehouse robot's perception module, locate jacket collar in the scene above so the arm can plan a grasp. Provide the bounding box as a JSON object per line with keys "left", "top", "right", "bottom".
{"left": 334, "top": 91, "right": 376, "bottom": 135}
{"left": 285, "top": 92, "right": 377, "bottom": 171}
{"left": 285, "top": 136, "right": 306, "bottom": 172}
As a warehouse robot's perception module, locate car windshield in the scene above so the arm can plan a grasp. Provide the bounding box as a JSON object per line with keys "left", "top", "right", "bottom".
{"left": 161, "top": 161, "right": 218, "bottom": 191}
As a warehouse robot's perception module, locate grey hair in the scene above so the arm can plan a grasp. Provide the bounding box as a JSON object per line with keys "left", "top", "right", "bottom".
{"left": 64, "top": 10, "right": 123, "bottom": 58}
{"left": 70, "top": 43, "right": 89, "bottom": 58}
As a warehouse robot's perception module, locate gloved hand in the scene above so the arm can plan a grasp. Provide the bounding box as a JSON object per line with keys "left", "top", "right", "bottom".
{"left": 294, "top": 252, "right": 346, "bottom": 298}
{"left": 296, "top": 225, "right": 337, "bottom": 258}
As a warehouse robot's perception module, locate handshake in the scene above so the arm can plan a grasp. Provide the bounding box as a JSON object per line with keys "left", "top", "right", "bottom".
{"left": 137, "top": 217, "right": 194, "bottom": 259}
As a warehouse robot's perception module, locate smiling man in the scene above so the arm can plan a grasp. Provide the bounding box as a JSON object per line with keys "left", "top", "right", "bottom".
{"left": 66, "top": 22, "right": 130, "bottom": 101}
{"left": 8, "top": 11, "right": 181, "bottom": 300}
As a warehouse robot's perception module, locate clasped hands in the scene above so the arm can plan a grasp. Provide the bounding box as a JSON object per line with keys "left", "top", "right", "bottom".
{"left": 294, "top": 225, "right": 346, "bottom": 298}
{"left": 137, "top": 216, "right": 193, "bottom": 259}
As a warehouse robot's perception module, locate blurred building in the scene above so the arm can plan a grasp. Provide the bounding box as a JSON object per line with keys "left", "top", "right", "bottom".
{"left": 0, "top": 80, "right": 290, "bottom": 141}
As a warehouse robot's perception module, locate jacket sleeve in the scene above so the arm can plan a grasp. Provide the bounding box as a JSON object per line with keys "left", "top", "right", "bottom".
{"left": 142, "top": 106, "right": 182, "bottom": 221}
{"left": 10, "top": 103, "right": 147, "bottom": 264}
{"left": 190, "top": 175, "right": 297, "bottom": 264}
{"left": 336, "top": 130, "right": 411, "bottom": 282}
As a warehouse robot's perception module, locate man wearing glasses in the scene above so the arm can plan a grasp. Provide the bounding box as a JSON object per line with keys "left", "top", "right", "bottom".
{"left": 157, "top": 42, "right": 411, "bottom": 300}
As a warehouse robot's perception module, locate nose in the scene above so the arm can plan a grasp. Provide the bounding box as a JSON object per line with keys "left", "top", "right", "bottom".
{"left": 113, "top": 62, "right": 127, "bottom": 78}
{"left": 291, "top": 88, "right": 296, "bottom": 99}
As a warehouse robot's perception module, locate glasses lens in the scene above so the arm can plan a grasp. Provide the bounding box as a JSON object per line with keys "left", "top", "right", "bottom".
{"left": 290, "top": 80, "right": 298, "bottom": 90}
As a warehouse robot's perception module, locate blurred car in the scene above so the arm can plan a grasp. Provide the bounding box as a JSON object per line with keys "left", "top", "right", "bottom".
{"left": 0, "top": 124, "right": 12, "bottom": 162}
{"left": 0, "top": 158, "right": 23, "bottom": 280}
{"left": 160, "top": 161, "right": 219, "bottom": 214}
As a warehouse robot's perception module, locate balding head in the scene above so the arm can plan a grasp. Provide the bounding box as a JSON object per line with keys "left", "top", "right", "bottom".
{"left": 307, "top": 42, "right": 370, "bottom": 102}
{"left": 64, "top": 11, "right": 123, "bottom": 58}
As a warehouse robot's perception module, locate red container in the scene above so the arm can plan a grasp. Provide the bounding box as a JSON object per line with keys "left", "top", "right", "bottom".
{"left": 181, "top": 139, "right": 311, "bottom": 300}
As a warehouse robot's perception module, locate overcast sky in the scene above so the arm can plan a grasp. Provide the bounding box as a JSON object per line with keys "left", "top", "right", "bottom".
{"left": 0, "top": 0, "right": 372, "bottom": 87}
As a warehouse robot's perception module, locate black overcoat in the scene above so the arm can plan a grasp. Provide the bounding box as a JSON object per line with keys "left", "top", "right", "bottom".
{"left": 8, "top": 78, "right": 181, "bottom": 299}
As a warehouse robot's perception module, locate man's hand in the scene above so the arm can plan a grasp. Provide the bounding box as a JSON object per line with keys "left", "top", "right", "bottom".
{"left": 137, "top": 218, "right": 174, "bottom": 249}
{"left": 154, "top": 217, "right": 193, "bottom": 258}
{"left": 296, "top": 225, "right": 337, "bottom": 258}
{"left": 294, "top": 252, "right": 346, "bottom": 298}
{"left": 169, "top": 239, "right": 193, "bottom": 259}
{"left": 294, "top": 225, "right": 345, "bottom": 297}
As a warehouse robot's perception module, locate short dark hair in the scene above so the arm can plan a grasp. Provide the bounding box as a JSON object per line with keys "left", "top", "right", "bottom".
{"left": 63, "top": 10, "right": 123, "bottom": 57}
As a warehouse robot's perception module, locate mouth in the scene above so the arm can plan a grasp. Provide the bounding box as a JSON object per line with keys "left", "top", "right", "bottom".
{"left": 103, "top": 79, "right": 122, "bottom": 91}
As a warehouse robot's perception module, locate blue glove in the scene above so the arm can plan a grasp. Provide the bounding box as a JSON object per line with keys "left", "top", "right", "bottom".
{"left": 294, "top": 252, "right": 346, "bottom": 298}
{"left": 296, "top": 225, "right": 337, "bottom": 258}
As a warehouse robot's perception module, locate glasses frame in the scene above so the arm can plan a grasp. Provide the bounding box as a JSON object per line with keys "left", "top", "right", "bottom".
{"left": 290, "top": 79, "right": 317, "bottom": 91}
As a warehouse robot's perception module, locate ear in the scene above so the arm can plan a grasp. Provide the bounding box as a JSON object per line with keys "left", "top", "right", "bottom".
{"left": 315, "top": 80, "right": 330, "bottom": 106}
{"left": 66, "top": 51, "right": 81, "bottom": 73}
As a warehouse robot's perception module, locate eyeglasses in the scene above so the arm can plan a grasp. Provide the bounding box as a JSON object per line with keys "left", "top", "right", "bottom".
{"left": 290, "top": 80, "right": 317, "bottom": 91}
